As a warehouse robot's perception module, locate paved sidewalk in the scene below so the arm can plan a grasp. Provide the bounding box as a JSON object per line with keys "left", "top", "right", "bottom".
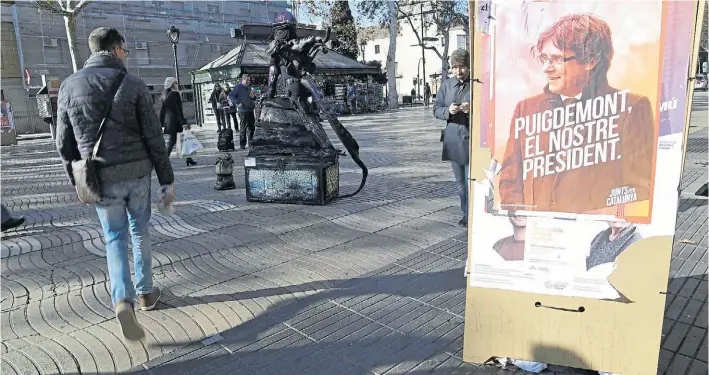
{"left": 659, "top": 92, "right": 708, "bottom": 375}
{"left": 0, "top": 95, "right": 706, "bottom": 375}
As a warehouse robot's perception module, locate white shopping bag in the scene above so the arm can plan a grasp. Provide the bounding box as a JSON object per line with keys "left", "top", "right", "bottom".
{"left": 179, "top": 130, "right": 203, "bottom": 156}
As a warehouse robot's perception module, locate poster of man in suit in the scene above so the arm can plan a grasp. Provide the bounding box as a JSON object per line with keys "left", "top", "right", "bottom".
{"left": 468, "top": 0, "right": 698, "bottom": 300}
{"left": 490, "top": 4, "right": 666, "bottom": 224}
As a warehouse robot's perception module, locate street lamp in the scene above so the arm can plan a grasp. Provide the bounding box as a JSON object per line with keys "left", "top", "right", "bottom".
{"left": 167, "top": 26, "right": 180, "bottom": 87}
{"left": 417, "top": 58, "right": 424, "bottom": 100}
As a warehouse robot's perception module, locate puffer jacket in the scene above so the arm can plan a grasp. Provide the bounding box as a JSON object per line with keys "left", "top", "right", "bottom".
{"left": 56, "top": 53, "right": 174, "bottom": 187}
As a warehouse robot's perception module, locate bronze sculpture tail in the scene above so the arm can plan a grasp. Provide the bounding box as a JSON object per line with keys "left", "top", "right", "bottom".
{"left": 319, "top": 110, "right": 368, "bottom": 198}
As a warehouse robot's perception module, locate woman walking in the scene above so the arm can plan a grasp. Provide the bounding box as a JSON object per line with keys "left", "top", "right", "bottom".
{"left": 160, "top": 77, "right": 197, "bottom": 166}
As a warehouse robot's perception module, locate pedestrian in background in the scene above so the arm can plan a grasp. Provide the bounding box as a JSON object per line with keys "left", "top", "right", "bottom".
{"left": 160, "top": 76, "right": 197, "bottom": 166}
{"left": 228, "top": 73, "right": 256, "bottom": 149}
{"left": 424, "top": 83, "right": 431, "bottom": 107}
{"left": 433, "top": 49, "right": 471, "bottom": 227}
{"left": 219, "top": 84, "right": 233, "bottom": 130}
{"left": 348, "top": 82, "right": 357, "bottom": 114}
{"left": 208, "top": 84, "right": 224, "bottom": 132}
{"left": 55, "top": 27, "right": 175, "bottom": 341}
{"left": 225, "top": 84, "right": 239, "bottom": 131}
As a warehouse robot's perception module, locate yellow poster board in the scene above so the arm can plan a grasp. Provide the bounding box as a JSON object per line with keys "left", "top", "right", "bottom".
{"left": 463, "top": 1, "right": 705, "bottom": 374}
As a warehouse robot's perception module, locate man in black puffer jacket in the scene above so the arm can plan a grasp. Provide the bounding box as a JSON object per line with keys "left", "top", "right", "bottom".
{"left": 56, "top": 27, "right": 174, "bottom": 341}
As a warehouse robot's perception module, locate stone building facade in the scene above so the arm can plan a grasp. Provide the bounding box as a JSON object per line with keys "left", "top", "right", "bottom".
{"left": 0, "top": 1, "right": 288, "bottom": 134}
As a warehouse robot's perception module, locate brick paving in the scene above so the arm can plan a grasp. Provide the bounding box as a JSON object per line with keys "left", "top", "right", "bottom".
{"left": 658, "top": 92, "right": 709, "bottom": 375}
{"left": 0, "top": 94, "right": 706, "bottom": 375}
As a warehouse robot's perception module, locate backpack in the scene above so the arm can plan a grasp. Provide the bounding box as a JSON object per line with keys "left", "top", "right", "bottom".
{"left": 214, "top": 153, "right": 236, "bottom": 190}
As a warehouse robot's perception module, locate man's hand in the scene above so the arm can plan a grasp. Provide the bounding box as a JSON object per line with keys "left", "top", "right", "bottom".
{"left": 449, "top": 103, "right": 461, "bottom": 115}
{"left": 161, "top": 184, "right": 176, "bottom": 206}
{"left": 460, "top": 102, "right": 470, "bottom": 114}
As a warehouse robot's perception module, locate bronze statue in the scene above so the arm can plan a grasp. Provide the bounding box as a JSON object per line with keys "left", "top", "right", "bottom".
{"left": 252, "top": 11, "right": 367, "bottom": 199}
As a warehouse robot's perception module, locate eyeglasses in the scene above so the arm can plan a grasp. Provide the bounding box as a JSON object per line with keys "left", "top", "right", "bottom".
{"left": 116, "top": 46, "right": 130, "bottom": 57}
{"left": 538, "top": 54, "right": 576, "bottom": 66}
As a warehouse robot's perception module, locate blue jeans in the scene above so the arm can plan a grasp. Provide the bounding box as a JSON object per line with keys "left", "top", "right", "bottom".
{"left": 451, "top": 161, "right": 469, "bottom": 221}
{"left": 95, "top": 174, "right": 153, "bottom": 306}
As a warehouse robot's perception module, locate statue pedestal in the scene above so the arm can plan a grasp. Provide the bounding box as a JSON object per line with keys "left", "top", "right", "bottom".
{"left": 244, "top": 97, "right": 340, "bottom": 205}
{"left": 245, "top": 153, "right": 339, "bottom": 205}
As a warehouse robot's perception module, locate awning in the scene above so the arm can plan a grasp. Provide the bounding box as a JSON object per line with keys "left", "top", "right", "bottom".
{"left": 195, "top": 41, "right": 379, "bottom": 76}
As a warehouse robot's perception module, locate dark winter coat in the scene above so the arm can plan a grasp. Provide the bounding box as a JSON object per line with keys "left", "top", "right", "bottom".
{"left": 56, "top": 53, "right": 174, "bottom": 187}
{"left": 433, "top": 76, "right": 471, "bottom": 164}
{"left": 160, "top": 90, "right": 186, "bottom": 135}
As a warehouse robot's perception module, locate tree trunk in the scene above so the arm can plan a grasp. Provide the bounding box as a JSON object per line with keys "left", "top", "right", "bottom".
{"left": 386, "top": 0, "right": 398, "bottom": 109}
{"left": 64, "top": 14, "right": 80, "bottom": 72}
{"left": 440, "top": 34, "right": 450, "bottom": 80}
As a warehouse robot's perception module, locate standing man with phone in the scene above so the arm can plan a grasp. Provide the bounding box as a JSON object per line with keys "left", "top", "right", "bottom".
{"left": 434, "top": 49, "right": 471, "bottom": 227}
{"left": 228, "top": 73, "right": 256, "bottom": 149}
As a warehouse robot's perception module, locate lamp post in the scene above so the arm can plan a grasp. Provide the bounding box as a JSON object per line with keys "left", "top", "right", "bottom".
{"left": 417, "top": 58, "right": 424, "bottom": 99}
{"left": 167, "top": 26, "right": 180, "bottom": 87}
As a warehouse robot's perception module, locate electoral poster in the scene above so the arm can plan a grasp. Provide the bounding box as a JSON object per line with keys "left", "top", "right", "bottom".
{"left": 470, "top": 0, "right": 697, "bottom": 300}
{"left": 486, "top": 1, "right": 670, "bottom": 224}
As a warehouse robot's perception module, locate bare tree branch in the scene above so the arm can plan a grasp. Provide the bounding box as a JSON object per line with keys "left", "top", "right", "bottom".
{"left": 423, "top": 45, "right": 443, "bottom": 59}
{"left": 397, "top": 6, "right": 425, "bottom": 50}
{"left": 72, "top": 0, "right": 91, "bottom": 13}
{"left": 35, "top": 0, "right": 67, "bottom": 15}
{"left": 34, "top": 0, "right": 92, "bottom": 72}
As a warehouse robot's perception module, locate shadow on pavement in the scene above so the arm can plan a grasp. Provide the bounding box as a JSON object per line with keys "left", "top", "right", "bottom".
{"left": 57, "top": 267, "right": 473, "bottom": 375}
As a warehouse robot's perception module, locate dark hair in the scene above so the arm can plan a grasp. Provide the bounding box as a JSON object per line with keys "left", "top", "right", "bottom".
{"left": 88, "top": 27, "right": 124, "bottom": 53}
{"left": 536, "top": 13, "right": 614, "bottom": 79}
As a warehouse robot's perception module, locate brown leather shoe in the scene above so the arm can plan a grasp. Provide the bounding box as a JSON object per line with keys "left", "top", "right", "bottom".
{"left": 115, "top": 300, "right": 145, "bottom": 341}
{"left": 137, "top": 287, "right": 161, "bottom": 311}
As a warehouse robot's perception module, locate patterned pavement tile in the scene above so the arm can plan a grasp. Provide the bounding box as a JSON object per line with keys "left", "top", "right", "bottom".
{"left": 1, "top": 94, "right": 707, "bottom": 375}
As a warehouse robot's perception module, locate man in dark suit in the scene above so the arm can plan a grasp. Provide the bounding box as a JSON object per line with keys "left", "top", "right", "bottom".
{"left": 499, "top": 14, "right": 655, "bottom": 216}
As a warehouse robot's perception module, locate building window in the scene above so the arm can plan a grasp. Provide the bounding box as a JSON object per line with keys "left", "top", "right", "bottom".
{"left": 43, "top": 37, "right": 58, "bottom": 48}
{"left": 134, "top": 41, "right": 150, "bottom": 65}
{"left": 207, "top": 5, "right": 219, "bottom": 14}
{"left": 211, "top": 44, "right": 221, "bottom": 52}
{"left": 43, "top": 38, "right": 63, "bottom": 64}
{"left": 457, "top": 35, "right": 468, "bottom": 50}
{"left": 374, "top": 45, "right": 380, "bottom": 54}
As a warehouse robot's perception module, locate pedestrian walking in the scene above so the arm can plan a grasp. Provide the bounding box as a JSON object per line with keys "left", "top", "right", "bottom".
{"left": 348, "top": 82, "right": 357, "bottom": 114}
{"left": 228, "top": 73, "right": 256, "bottom": 149}
{"left": 433, "top": 49, "right": 471, "bottom": 227}
{"left": 208, "top": 84, "right": 224, "bottom": 132}
{"left": 160, "top": 77, "right": 197, "bottom": 166}
{"left": 225, "top": 84, "right": 239, "bottom": 131}
{"left": 218, "top": 85, "right": 233, "bottom": 130}
{"left": 1, "top": 204, "right": 24, "bottom": 232}
{"left": 424, "top": 83, "right": 431, "bottom": 107}
{"left": 55, "top": 27, "right": 175, "bottom": 341}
